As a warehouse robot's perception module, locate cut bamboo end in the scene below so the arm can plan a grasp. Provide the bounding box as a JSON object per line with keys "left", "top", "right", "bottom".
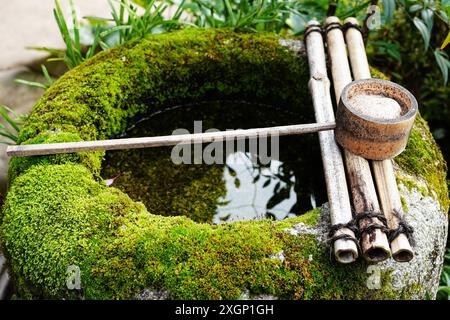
{"left": 361, "top": 229, "right": 391, "bottom": 263}
{"left": 344, "top": 17, "right": 359, "bottom": 24}
{"left": 325, "top": 16, "right": 341, "bottom": 26}
{"left": 333, "top": 230, "right": 359, "bottom": 264}
{"left": 332, "top": 228, "right": 359, "bottom": 264}
{"left": 391, "top": 234, "right": 414, "bottom": 262}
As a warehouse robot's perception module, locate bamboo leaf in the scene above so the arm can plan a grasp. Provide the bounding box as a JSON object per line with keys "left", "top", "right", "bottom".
{"left": 223, "top": 0, "right": 237, "bottom": 25}
{"left": 339, "top": 0, "right": 372, "bottom": 19}
{"left": 82, "top": 16, "right": 113, "bottom": 23}
{"left": 421, "top": 8, "right": 434, "bottom": 30}
{"left": 26, "top": 46, "right": 66, "bottom": 57}
{"left": 46, "top": 57, "right": 65, "bottom": 62}
{"left": 409, "top": 4, "right": 423, "bottom": 13}
{"left": 172, "top": 0, "right": 186, "bottom": 21}
{"left": 438, "top": 10, "right": 449, "bottom": 24}
{"left": 434, "top": 49, "right": 449, "bottom": 85}
{"left": 413, "top": 17, "right": 431, "bottom": 51}
{"left": 438, "top": 286, "right": 450, "bottom": 295}
{"left": 442, "top": 271, "right": 450, "bottom": 286}
{"left": 86, "top": 26, "right": 101, "bottom": 58}
{"left": 99, "top": 40, "right": 111, "bottom": 51}
{"left": 382, "top": 0, "right": 395, "bottom": 23}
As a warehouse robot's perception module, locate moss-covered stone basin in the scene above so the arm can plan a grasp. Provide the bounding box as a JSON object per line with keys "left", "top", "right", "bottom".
{"left": 0, "top": 29, "right": 448, "bottom": 299}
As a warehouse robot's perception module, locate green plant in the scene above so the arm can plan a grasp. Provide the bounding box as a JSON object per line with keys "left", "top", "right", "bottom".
{"left": 437, "top": 249, "right": 450, "bottom": 299}
{"left": 14, "top": 65, "right": 54, "bottom": 90}
{"left": 408, "top": 0, "right": 450, "bottom": 84}
{"left": 52, "top": 0, "right": 186, "bottom": 63}
{"left": 0, "top": 106, "right": 27, "bottom": 145}
{"left": 91, "top": 0, "right": 186, "bottom": 50}
{"left": 184, "top": 0, "right": 288, "bottom": 32}
{"left": 52, "top": 0, "right": 102, "bottom": 69}
{"left": 370, "top": 0, "right": 450, "bottom": 84}
{"left": 442, "top": 30, "right": 450, "bottom": 48}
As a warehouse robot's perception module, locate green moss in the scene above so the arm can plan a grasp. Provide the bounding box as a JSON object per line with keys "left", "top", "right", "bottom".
{"left": 400, "top": 196, "right": 409, "bottom": 213}
{"left": 370, "top": 66, "right": 390, "bottom": 81}
{"left": 1, "top": 29, "right": 445, "bottom": 299}
{"left": 0, "top": 164, "right": 421, "bottom": 299}
{"left": 11, "top": 28, "right": 310, "bottom": 179}
{"left": 102, "top": 148, "right": 227, "bottom": 222}
{"left": 395, "top": 114, "right": 449, "bottom": 212}
{"left": 9, "top": 131, "right": 103, "bottom": 180}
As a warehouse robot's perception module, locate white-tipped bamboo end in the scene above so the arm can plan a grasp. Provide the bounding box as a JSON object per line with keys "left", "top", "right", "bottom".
{"left": 325, "top": 16, "right": 341, "bottom": 25}
{"left": 306, "top": 20, "right": 321, "bottom": 27}
{"left": 333, "top": 229, "right": 359, "bottom": 264}
{"left": 343, "top": 17, "right": 359, "bottom": 26}
{"left": 391, "top": 234, "right": 414, "bottom": 262}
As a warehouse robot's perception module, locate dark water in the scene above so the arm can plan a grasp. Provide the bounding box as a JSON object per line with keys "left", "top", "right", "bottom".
{"left": 101, "top": 101, "right": 327, "bottom": 223}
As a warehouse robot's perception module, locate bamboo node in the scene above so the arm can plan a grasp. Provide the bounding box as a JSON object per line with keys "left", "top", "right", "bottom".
{"left": 312, "top": 73, "right": 328, "bottom": 81}
{"left": 327, "top": 222, "right": 360, "bottom": 252}
{"left": 388, "top": 209, "right": 415, "bottom": 246}
{"left": 342, "top": 21, "right": 364, "bottom": 35}
{"left": 324, "top": 22, "right": 343, "bottom": 34}
{"left": 304, "top": 24, "right": 323, "bottom": 40}
{"left": 354, "top": 211, "right": 389, "bottom": 236}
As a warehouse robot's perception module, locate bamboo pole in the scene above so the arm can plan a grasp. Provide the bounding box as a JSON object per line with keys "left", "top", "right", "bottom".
{"left": 6, "top": 122, "right": 336, "bottom": 157}
{"left": 305, "top": 20, "right": 358, "bottom": 264}
{"left": 344, "top": 17, "right": 414, "bottom": 262}
{"left": 324, "top": 16, "right": 391, "bottom": 263}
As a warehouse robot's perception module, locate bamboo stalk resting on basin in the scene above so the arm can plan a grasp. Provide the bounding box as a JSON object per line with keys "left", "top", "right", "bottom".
{"left": 344, "top": 17, "right": 414, "bottom": 262}
{"left": 305, "top": 20, "right": 358, "bottom": 264}
{"left": 324, "top": 16, "right": 391, "bottom": 263}
{"left": 6, "top": 122, "right": 336, "bottom": 157}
